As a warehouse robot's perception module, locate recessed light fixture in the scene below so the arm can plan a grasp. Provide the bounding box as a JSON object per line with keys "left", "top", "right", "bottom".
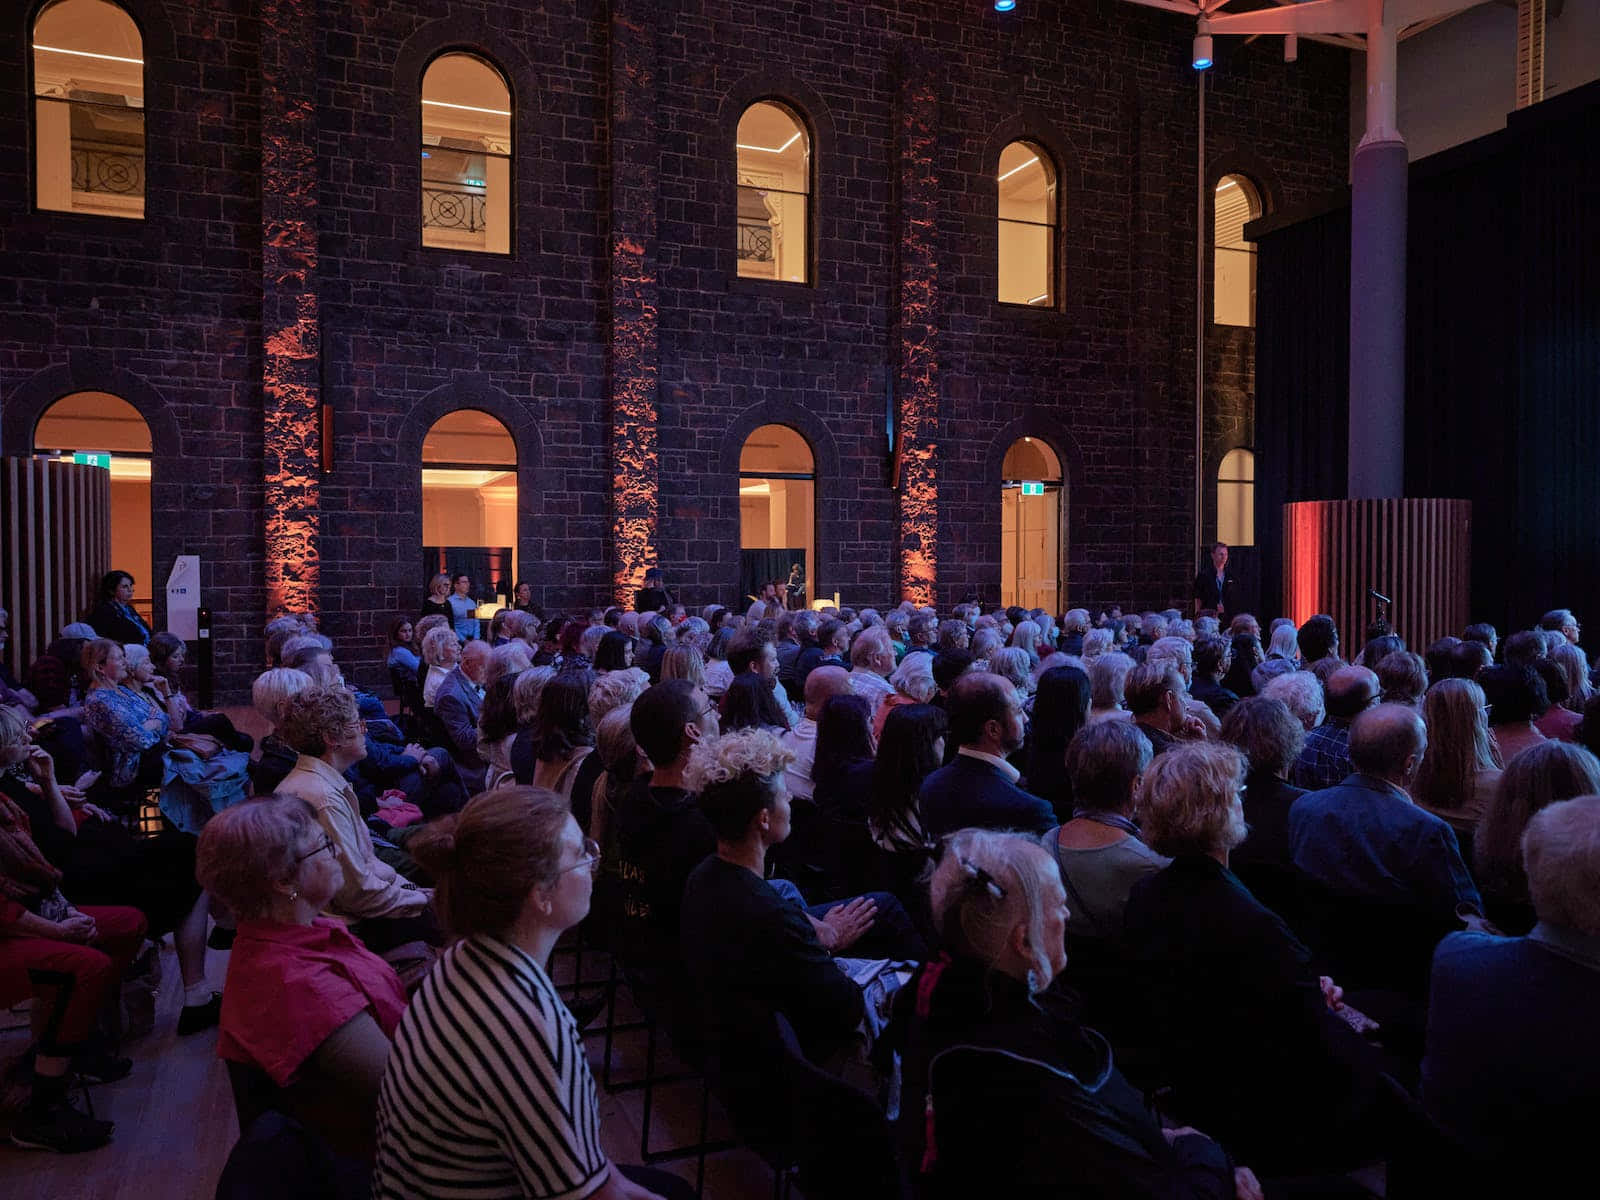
{"left": 736, "top": 131, "right": 803, "bottom": 154}
{"left": 422, "top": 99, "right": 511, "bottom": 116}
{"left": 997, "top": 155, "right": 1039, "bottom": 183}
{"left": 33, "top": 44, "right": 143, "bottom": 65}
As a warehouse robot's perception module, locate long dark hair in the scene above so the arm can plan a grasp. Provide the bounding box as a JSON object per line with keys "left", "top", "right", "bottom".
{"left": 869, "top": 703, "right": 946, "bottom": 837}
{"left": 594, "top": 630, "right": 632, "bottom": 671}
{"left": 1028, "top": 666, "right": 1091, "bottom": 760}
{"left": 812, "top": 693, "right": 875, "bottom": 790}
{"left": 531, "top": 670, "right": 596, "bottom": 762}
{"left": 720, "top": 673, "right": 789, "bottom": 732}
{"left": 479, "top": 674, "right": 521, "bottom": 744}
{"left": 1221, "top": 633, "right": 1261, "bottom": 697}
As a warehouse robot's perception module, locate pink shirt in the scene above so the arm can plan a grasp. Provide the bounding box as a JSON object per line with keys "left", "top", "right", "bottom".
{"left": 218, "top": 917, "right": 406, "bottom": 1085}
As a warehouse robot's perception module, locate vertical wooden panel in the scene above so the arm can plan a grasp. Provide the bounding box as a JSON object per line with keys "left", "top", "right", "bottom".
{"left": 0, "top": 458, "right": 111, "bottom": 681}
{"left": 1283, "top": 499, "right": 1471, "bottom": 658}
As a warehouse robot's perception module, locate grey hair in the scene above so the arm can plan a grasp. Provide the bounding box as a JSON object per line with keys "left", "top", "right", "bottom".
{"left": 889, "top": 652, "right": 937, "bottom": 703}
{"left": 1263, "top": 671, "right": 1326, "bottom": 730}
{"left": 512, "top": 665, "right": 557, "bottom": 727}
{"left": 1062, "top": 608, "right": 1090, "bottom": 636}
{"left": 485, "top": 641, "right": 534, "bottom": 688}
{"left": 1088, "top": 651, "right": 1134, "bottom": 710}
{"left": 988, "top": 647, "right": 1033, "bottom": 693}
{"left": 1523, "top": 796, "right": 1600, "bottom": 937}
{"left": 1267, "top": 621, "right": 1300, "bottom": 660}
{"left": 1082, "top": 628, "right": 1114, "bottom": 661}
{"left": 929, "top": 829, "right": 1063, "bottom": 992}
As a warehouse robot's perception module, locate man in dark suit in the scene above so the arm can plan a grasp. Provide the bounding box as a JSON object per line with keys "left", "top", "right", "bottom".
{"left": 433, "top": 640, "right": 489, "bottom": 791}
{"left": 1192, "top": 541, "right": 1237, "bottom": 617}
{"left": 919, "top": 673, "right": 1054, "bottom": 836}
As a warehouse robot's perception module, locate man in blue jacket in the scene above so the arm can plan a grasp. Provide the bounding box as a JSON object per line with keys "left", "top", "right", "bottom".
{"left": 919, "top": 672, "right": 1053, "bottom": 837}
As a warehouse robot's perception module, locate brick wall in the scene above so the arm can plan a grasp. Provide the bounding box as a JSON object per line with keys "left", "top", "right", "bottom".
{"left": 0, "top": 0, "right": 1348, "bottom": 699}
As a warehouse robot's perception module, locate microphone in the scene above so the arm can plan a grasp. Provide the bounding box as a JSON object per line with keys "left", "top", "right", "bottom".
{"left": 1369, "top": 589, "right": 1391, "bottom": 605}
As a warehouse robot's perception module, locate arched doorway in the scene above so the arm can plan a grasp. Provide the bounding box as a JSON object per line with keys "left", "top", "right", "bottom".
{"left": 34, "top": 391, "right": 153, "bottom": 620}
{"left": 738, "top": 424, "right": 815, "bottom": 608}
{"left": 1001, "top": 436, "right": 1064, "bottom": 611}
{"left": 421, "top": 410, "right": 517, "bottom": 609}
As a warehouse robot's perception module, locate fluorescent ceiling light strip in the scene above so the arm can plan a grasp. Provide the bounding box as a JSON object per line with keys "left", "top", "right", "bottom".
{"left": 736, "top": 131, "right": 803, "bottom": 153}
{"left": 997, "top": 155, "right": 1039, "bottom": 182}
{"left": 33, "top": 44, "right": 143, "bottom": 65}
{"left": 422, "top": 98, "right": 511, "bottom": 116}
{"left": 1028, "top": 293, "right": 1049, "bottom": 304}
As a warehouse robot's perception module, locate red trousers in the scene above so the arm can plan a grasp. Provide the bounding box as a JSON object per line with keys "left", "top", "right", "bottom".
{"left": 0, "top": 904, "right": 147, "bottom": 1051}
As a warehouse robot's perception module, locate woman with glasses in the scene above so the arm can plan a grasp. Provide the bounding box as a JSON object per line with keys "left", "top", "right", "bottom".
{"left": 374, "top": 787, "right": 690, "bottom": 1200}
{"left": 196, "top": 795, "right": 406, "bottom": 1157}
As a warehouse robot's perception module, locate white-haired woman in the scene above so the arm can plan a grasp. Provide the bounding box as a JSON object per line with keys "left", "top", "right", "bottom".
{"left": 898, "top": 827, "right": 1256, "bottom": 1198}
{"left": 1122, "top": 743, "right": 1383, "bottom": 1173}
{"left": 1252, "top": 621, "right": 1300, "bottom": 692}
{"left": 419, "top": 625, "right": 460, "bottom": 710}
{"left": 874, "top": 650, "right": 938, "bottom": 739}
{"left": 1010, "top": 620, "right": 1043, "bottom": 668}
{"left": 1081, "top": 627, "right": 1114, "bottom": 663}
{"left": 1086, "top": 652, "right": 1135, "bottom": 724}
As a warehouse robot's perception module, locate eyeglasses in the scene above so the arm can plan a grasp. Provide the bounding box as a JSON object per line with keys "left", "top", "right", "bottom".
{"left": 294, "top": 834, "right": 337, "bottom": 864}
{"left": 558, "top": 838, "right": 602, "bottom": 876}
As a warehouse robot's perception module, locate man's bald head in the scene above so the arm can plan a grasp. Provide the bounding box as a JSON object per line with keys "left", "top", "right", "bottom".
{"left": 803, "top": 665, "right": 851, "bottom": 717}
{"left": 1348, "top": 703, "right": 1426, "bottom": 784}
{"left": 1326, "top": 666, "right": 1380, "bottom": 720}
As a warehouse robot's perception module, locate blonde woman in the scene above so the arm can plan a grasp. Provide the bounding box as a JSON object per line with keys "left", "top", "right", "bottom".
{"left": 1414, "top": 678, "right": 1503, "bottom": 832}
{"left": 420, "top": 572, "right": 452, "bottom": 621}
{"left": 420, "top": 625, "right": 460, "bottom": 709}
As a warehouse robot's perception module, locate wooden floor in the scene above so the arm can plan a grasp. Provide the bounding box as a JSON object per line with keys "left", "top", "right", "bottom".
{"left": 0, "top": 935, "right": 783, "bottom": 1199}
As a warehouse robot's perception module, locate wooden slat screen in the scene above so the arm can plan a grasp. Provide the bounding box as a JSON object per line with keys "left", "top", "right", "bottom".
{"left": 1283, "top": 499, "right": 1472, "bottom": 659}
{"left": 0, "top": 457, "right": 111, "bottom": 681}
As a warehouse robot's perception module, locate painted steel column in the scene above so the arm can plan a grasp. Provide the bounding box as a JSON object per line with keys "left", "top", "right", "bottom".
{"left": 260, "top": 0, "right": 321, "bottom": 614}
{"left": 607, "top": 0, "right": 660, "bottom": 608}
{"left": 1347, "top": 4, "right": 1406, "bottom": 500}
{"left": 894, "top": 50, "right": 940, "bottom": 606}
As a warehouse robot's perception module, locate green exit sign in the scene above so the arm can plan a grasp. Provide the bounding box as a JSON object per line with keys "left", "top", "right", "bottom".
{"left": 72, "top": 452, "right": 111, "bottom": 469}
{"left": 1020, "top": 480, "right": 1044, "bottom": 496}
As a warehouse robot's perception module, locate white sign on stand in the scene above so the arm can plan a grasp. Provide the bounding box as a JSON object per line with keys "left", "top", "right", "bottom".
{"left": 166, "top": 556, "right": 201, "bottom": 642}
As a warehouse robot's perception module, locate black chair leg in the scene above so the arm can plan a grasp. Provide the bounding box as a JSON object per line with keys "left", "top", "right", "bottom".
{"left": 694, "top": 1073, "right": 712, "bottom": 1196}
{"left": 640, "top": 1019, "right": 658, "bottom": 1161}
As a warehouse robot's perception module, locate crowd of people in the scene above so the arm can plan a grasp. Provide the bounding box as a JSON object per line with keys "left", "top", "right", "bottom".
{"left": 2, "top": 574, "right": 1598, "bottom": 1198}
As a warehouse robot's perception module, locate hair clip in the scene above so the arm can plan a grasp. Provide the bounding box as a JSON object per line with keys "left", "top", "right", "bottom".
{"left": 958, "top": 857, "right": 1006, "bottom": 900}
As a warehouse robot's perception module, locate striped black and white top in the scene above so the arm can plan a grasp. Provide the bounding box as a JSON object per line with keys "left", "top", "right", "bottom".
{"left": 372, "top": 935, "right": 611, "bottom": 1199}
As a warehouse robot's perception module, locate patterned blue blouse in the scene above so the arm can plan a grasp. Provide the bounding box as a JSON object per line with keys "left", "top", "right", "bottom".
{"left": 84, "top": 684, "right": 168, "bottom": 789}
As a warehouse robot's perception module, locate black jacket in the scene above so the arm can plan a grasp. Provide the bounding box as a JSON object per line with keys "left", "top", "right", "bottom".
{"left": 898, "top": 955, "right": 1235, "bottom": 1197}
{"left": 1191, "top": 567, "right": 1237, "bottom": 614}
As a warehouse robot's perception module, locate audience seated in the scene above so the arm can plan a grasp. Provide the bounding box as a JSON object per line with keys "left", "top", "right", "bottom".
{"left": 719, "top": 670, "right": 789, "bottom": 732}
{"left": 0, "top": 739, "right": 147, "bottom": 1151}
{"left": 416, "top": 625, "right": 458, "bottom": 711}
{"left": 1376, "top": 649, "right": 1427, "bottom": 708}
{"left": 1123, "top": 743, "right": 1386, "bottom": 1172}
{"left": 1413, "top": 677, "right": 1502, "bottom": 833}
{"left": 1251, "top": 620, "right": 1299, "bottom": 692}
{"left": 431, "top": 640, "right": 490, "bottom": 791}
{"left": 1126, "top": 661, "right": 1206, "bottom": 756}
{"left": 1290, "top": 704, "right": 1480, "bottom": 925}
{"left": 1261, "top": 669, "right": 1323, "bottom": 733}
{"left": 1422, "top": 796, "right": 1600, "bottom": 1192}
{"left": 1290, "top": 665, "right": 1378, "bottom": 790}
{"left": 1189, "top": 634, "right": 1239, "bottom": 720}
{"left": 1047, "top": 721, "right": 1165, "bottom": 940}
{"left": 873, "top": 651, "right": 936, "bottom": 739}
{"left": 1473, "top": 740, "right": 1600, "bottom": 934}
{"left": 197, "top": 796, "right": 405, "bottom": 1157}
{"left": 1219, "top": 696, "right": 1306, "bottom": 874}
{"left": 80, "top": 637, "right": 181, "bottom": 807}
{"left": 1296, "top": 613, "right": 1341, "bottom": 673}
{"left": 919, "top": 673, "right": 1053, "bottom": 837}
{"left": 1531, "top": 657, "right": 1582, "bottom": 742}
{"left": 372, "top": 786, "right": 692, "bottom": 1200}
{"left": 512, "top": 670, "right": 596, "bottom": 806}
{"left": 864, "top": 703, "right": 944, "bottom": 906}
{"left": 272, "top": 686, "right": 437, "bottom": 954}
{"left": 899, "top": 828, "right": 1253, "bottom": 1197}
{"left": 1086, "top": 650, "right": 1135, "bottom": 724}
{"left": 810, "top": 694, "right": 876, "bottom": 824}
{"left": 1221, "top": 632, "right": 1261, "bottom": 699}
{"left": 846, "top": 625, "right": 896, "bottom": 707}
{"left": 384, "top": 618, "right": 419, "bottom": 688}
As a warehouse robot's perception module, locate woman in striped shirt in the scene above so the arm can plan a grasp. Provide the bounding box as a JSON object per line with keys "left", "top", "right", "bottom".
{"left": 372, "top": 785, "right": 687, "bottom": 1200}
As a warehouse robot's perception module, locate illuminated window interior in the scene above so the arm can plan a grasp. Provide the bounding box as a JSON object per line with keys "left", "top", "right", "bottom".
{"left": 997, "top": 140, "right": 1057, "bottom": 306}
{"left": 1001, "top": 437, "right": 1064, "bottom": 610}
{"left": 1214, "top": 174, "right": 1261, "bottom": 327}
{"left": 34, "top": 391, "right": 153, "bottom": 617}
{"left": 422, "top": 410, "right": 517, "bottom": 604}
{"left": 1217, "top": 447, "right": 1256, "bottom": 546}
{"left": 736, "top": 102, "right": 810, "bottom": 284}
{"left": 421, "top": 53, "right": 512, "bottom": 254}
{"left": 739, "top": 424, "right": 815, "bottom": 606}
{"left": 32, "top": 0, "right": 145, "bottom": 219}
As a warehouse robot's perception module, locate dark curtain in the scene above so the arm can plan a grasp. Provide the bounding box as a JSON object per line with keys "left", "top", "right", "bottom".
{"left": 1253, "top": 81, "right": 1600, "bottom": 633}
{"left": 739, "top": 549, "right": 803, "bottom": 610}
{"left": 1254, "top": 205, "right": 1350, "bottom": 620}
{"left": 422, "top": 547, "right": 514, "bottom": 604}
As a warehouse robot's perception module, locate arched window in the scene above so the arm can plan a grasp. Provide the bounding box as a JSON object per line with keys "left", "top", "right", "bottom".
{"left": 1213, "top": 174, "right": 1261, "bottom": 326}
{"left": 738, "top": 425, "right": 815, "bottom": 607}
{"left": 1001, "top": 437, "right": 1064, "bottom": 609}
{"left": 34, "top": 392, "right": 154, "bottom": 617}
{"left": 32, "top": 0, "right": 145, "bottom": 219}
{"left": 736, "top": 102, "right": 811, "bottom": 284}
{"left": 1217, "top": 447, "right": 1255, "bottom": 546}
{"left": 422, "top": 410, "right": 517, "bottom": 609}
{"left": 421, "top": 53, "right": 512, "bottom": 254}
{"left": 997, "top": 140, "right": 1058, "bottom": 306}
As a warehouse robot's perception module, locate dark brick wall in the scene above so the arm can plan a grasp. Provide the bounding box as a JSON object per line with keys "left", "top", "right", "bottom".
{"left": 0, "top": 0, "right": 1348, "bottom": 699}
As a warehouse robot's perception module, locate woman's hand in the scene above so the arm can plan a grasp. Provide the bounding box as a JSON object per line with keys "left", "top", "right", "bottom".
{"left": 1318, "top": 975, "right": 1345, "bottom": 1011}
{"left": 22, "top": 744, "right": 57, "bottom": 785}
{"left": 812, "top": 896, "right": 877, "bottom": 952}
{"left": 53, "top": 914, "right": 98, "bottom": 943}
{"left": 1234, "top": 1167, "right": 1264, "bottom": 1200}
{"left": 150, "top": 675, "right": 172, "bottom": 700}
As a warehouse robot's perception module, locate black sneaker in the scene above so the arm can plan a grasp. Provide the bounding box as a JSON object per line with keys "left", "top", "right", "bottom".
{"left": 9, "top": 1100, "right": 114, "bottom": 1153}
{"left": 177, "top": 992, "right": 222, "bottom": 1036}
{"left": 72, "top": 1045, "right": 133, "bottom": 1084}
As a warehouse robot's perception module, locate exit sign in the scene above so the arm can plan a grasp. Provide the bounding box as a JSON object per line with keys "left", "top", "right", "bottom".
{"left": 1020, "top": 480, "right": 1044, "bottom": 496}
{"left": 72, "top": 452, "right": 111, "bottom": 469}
